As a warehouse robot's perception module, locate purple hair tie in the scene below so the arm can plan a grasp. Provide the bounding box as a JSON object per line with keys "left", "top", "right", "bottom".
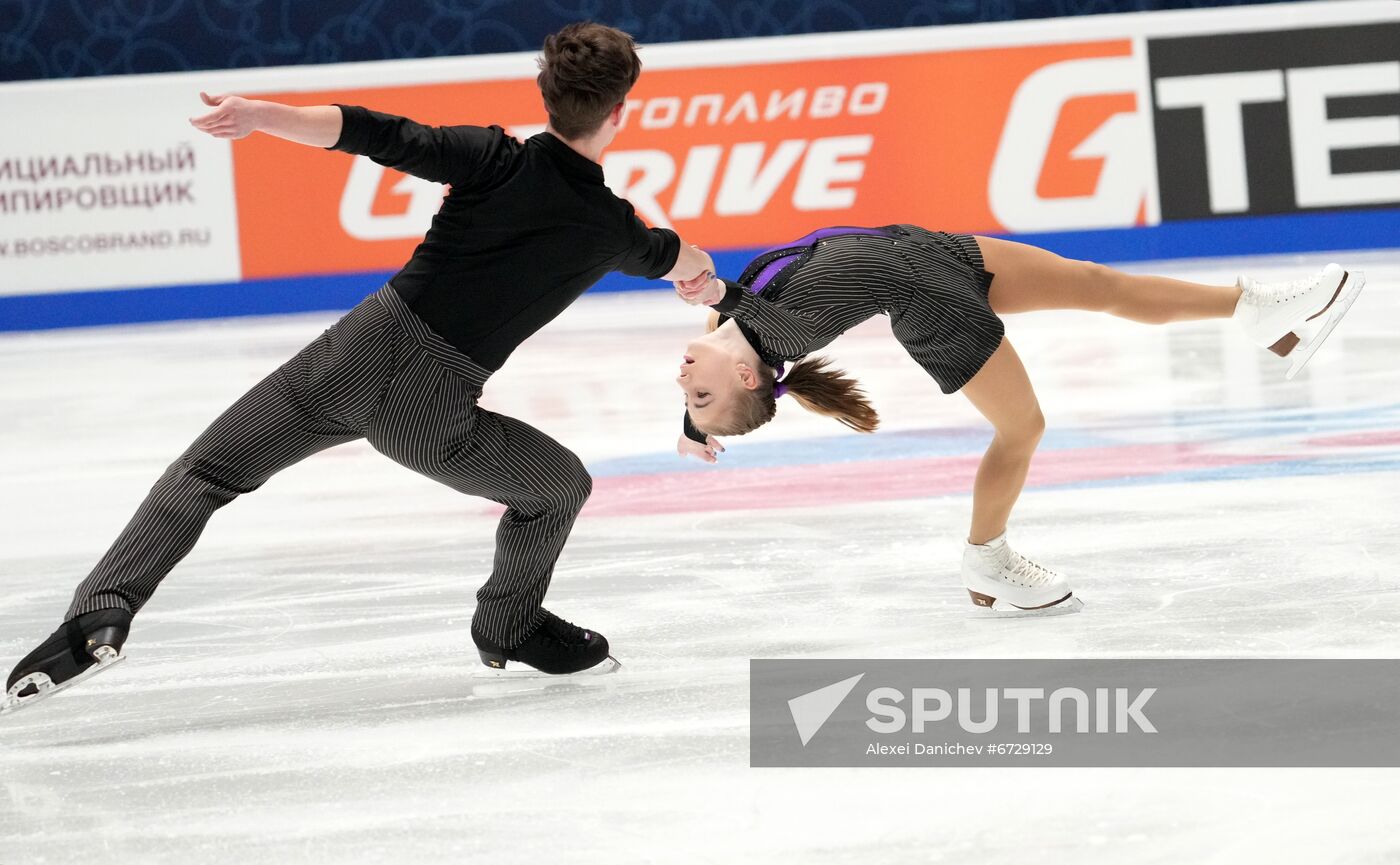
{"left": 772, "top": 363, "right": 788, "bottom": 399}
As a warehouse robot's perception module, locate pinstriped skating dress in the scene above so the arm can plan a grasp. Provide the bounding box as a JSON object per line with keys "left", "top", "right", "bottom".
{"left": 711, "top": 224, "right": 1005, "bottom": 394}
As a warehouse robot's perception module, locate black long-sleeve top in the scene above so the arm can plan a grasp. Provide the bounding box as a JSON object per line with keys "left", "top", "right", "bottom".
{"left": 330, "top": 105, "right": 681, "bottom": 370}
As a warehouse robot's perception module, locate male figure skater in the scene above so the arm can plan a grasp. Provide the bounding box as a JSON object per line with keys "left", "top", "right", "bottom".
{"left": 5, "top": 22, "right": 712, "bottom": 713}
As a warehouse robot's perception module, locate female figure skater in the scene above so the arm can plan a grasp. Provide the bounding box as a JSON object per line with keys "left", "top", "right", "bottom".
{"left": 4, "top": 22, "right": 716, "bottom": 715}
{"left": 671, "top": 225, "right": 1362, "bottom": 614}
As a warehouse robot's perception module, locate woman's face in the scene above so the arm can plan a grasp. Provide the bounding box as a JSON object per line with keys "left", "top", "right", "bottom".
{"left": 676, "top": 336, "right": 745, "bottom": 429}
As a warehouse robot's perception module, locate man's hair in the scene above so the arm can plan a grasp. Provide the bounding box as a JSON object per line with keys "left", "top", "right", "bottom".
{"left": 537, "top": 22, "right": 642, "bottom": 140}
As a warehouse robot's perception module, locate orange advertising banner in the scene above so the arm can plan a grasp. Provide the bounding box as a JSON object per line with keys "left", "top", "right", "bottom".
{"left": 233, "top": 39, "right": 1140, "bottom": 280}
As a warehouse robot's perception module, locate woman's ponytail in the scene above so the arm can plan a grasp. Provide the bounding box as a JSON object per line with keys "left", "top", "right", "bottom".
{"left": 780, "top": 356, "right": 879, "bottom": 433}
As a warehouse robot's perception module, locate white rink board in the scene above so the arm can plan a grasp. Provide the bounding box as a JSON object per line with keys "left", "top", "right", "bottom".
{"left": 2, "top": 0, "right": 1396, "bottom": 297}
{"left": 0, "top": 86, "right": 242, "bottom": 294}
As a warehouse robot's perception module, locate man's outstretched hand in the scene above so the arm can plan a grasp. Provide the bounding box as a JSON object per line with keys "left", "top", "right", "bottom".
{"left": 189, "top": 92, "right": 261, "bottom": 140}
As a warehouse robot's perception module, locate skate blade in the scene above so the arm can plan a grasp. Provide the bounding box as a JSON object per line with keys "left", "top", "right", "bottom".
{"left": 1286, "top": 271, "right": 1365, "bottom": 380}
{"left": 970, "top": 594, "right": 1085, "bottom": 619}
{"left": 474, "top": 654, "right": 622, "bottom": 679}
{"left": 0, "top": 649, "right": 126, "bottom": 718}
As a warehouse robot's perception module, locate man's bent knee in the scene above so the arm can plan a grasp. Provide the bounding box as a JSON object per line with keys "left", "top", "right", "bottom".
{"left": 562, "top": 464, "right": 593, "bottom": 511}
{"left": 534, "top": 458, "right": 592, "bottom": 515}
{"left": 170, "top": 454, "right": 261, "bottom": 499}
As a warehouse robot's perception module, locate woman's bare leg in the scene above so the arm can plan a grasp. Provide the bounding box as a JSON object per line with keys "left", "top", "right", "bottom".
{"left": 959, "top": 338, "right": 1044, "bottom": 545}
{"left": 974, "top": 236, "right": 1240, "bottom": 323}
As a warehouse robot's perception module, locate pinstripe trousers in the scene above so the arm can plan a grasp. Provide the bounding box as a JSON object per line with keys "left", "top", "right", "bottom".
{"left": 66, "top": 285, "right": 591, "bottom": 647}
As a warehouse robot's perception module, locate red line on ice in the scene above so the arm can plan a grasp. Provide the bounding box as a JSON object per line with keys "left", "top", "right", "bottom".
{"left": 1302, "top": 429, "right": 1400, "bottom": 448}
{"left": 579, "top": 442, "right": 1285, "bottom": 517}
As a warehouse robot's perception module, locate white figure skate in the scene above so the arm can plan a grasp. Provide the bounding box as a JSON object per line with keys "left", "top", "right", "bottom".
{"left": 961, "top": 533, "right": 1083, "bottom": 617}
{"left": 1234, "top": 263, "right": 1365, "bottom": 380}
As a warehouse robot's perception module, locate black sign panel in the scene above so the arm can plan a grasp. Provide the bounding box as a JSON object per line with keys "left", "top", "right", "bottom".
{"left": 1148, "top": 23, "right": 1400, "bottom": 221}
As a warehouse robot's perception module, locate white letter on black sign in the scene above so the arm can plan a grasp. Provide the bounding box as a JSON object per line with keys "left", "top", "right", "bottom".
{"left": 1154, "top": 71, "right": 1285, "bottom": 213}
{"left": 1287, "top": 62, "right": 1400, "bottom": 208}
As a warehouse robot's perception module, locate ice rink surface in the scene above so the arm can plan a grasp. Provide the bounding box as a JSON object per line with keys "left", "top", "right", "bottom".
{"left": 2, "top": 249, "right": 1398, "bottom": 864}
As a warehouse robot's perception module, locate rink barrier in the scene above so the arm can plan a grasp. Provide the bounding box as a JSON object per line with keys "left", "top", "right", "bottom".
{"left": 1, "top": 207, "right": 1395, "bottom": 332}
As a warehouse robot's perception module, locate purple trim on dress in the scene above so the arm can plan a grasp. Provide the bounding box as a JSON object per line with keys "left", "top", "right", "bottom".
{"left": 748, "top": 251, "right": 804, "bottom": 294}
{"left": 746, "top": 226, "right": 892, "bottom": 295}
{"left": 779, "top": 226, "right": 890, "bottom": 249}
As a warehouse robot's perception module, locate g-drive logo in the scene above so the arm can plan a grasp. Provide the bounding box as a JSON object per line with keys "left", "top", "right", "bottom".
{"left": 789, "top": 673, "right": 1157, "bottom": 746}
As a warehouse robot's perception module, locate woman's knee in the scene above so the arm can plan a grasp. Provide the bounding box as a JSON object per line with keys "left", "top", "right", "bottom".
{"left": 1078, "top": 260, "right": 1173, "bottom": 324}
{"left": 997, "top": 404, "right": 1045, "bottom": 452}
{"left": 1068, "top": 259, "right": 1120, "bottom": 313}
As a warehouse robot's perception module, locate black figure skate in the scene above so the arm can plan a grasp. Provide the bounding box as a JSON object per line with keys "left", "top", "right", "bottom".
{"left": 3, "top": 609, "right": 132, "bottom": 717}
{"left": 472, "top": 609, "right": 620, "bottom": 676}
